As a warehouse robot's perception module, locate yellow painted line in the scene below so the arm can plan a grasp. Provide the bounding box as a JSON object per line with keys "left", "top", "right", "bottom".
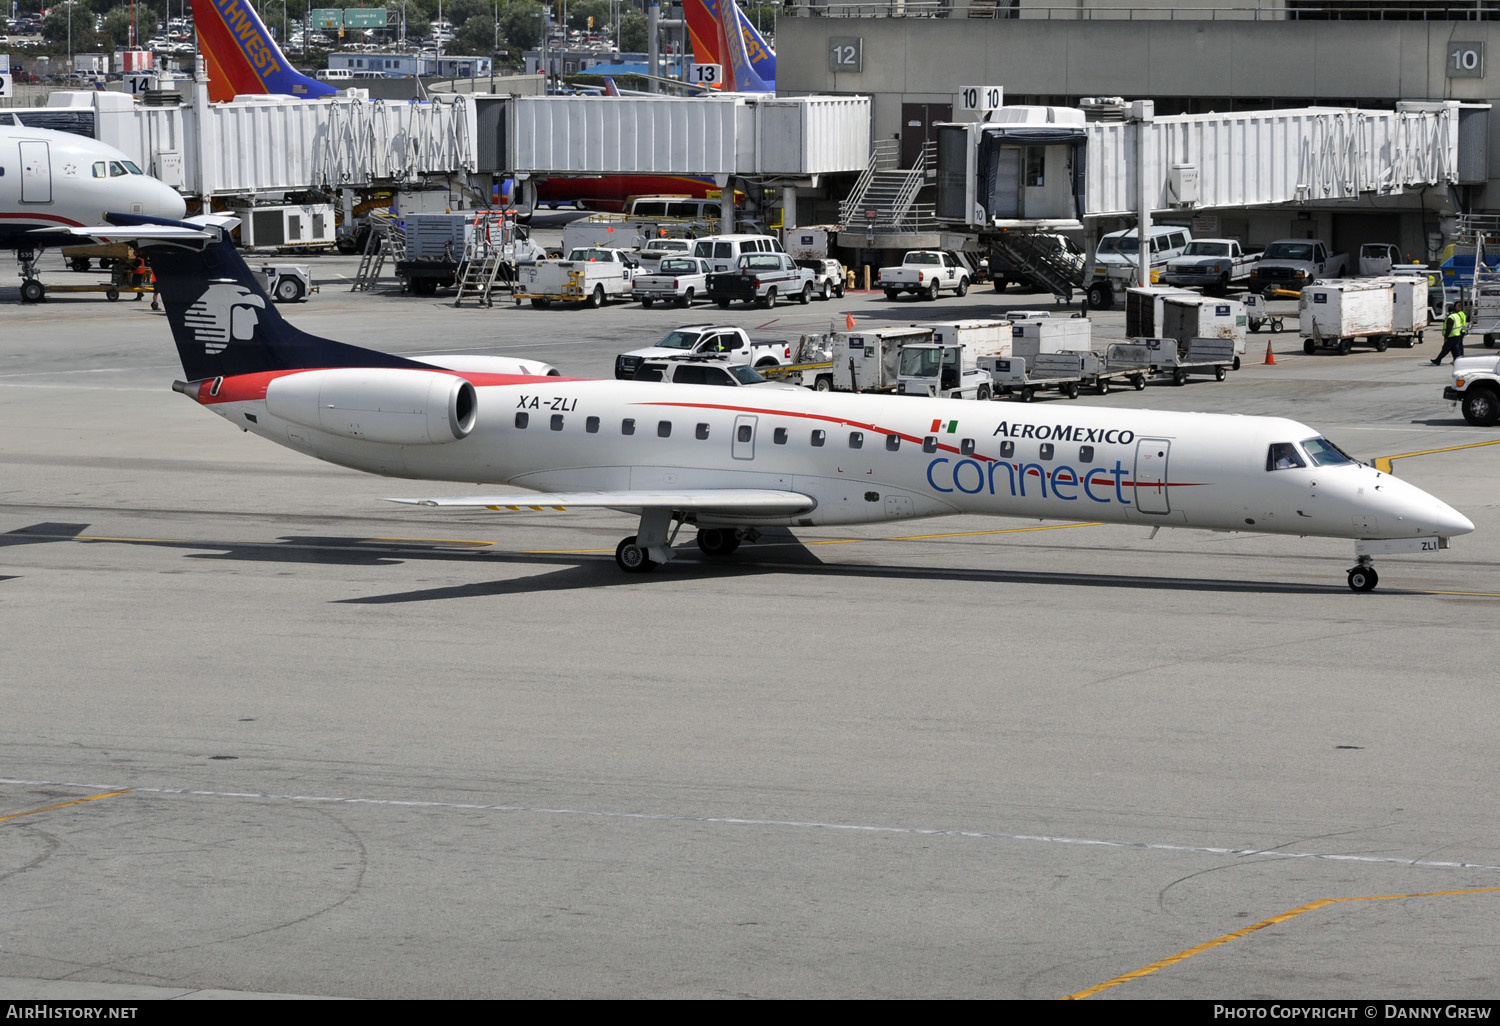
{"left": 371, "top": 537, "right": 495, "bottom": 547}
{"left": 1373, "top": 438, "right": 1500, "bottom": 474}
{"left": 0, "top": 789, "right": 132, "bottom": 823}
{"left": 1422, "top": 589, "right": 1500, "bottom": 598}
{"left": 1066, "top": 886, "right": 1500, "bottom": 1000}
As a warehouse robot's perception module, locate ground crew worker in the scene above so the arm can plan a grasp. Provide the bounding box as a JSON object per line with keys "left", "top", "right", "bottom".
{"left": 1433, "top": 300, "right": 1468, "bottom": 365}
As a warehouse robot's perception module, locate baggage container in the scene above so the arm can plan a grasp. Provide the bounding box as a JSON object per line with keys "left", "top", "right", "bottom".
{"left": 1161, "top": 295, "right": 1248, "bottom": 368}
{"left": 1299, "top": 279, "right": 1396, "bottom": 354}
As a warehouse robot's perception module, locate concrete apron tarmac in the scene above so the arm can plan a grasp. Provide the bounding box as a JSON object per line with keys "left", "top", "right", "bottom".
{"left": 2, "top": 255, "right": 1499, "bottom": 998}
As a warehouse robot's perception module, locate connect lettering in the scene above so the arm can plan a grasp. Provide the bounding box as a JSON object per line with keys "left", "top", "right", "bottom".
{"left": 927, "top": 457, "right": 1131, "bottom": 506}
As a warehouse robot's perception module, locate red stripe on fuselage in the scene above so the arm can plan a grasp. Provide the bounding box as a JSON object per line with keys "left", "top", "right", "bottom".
{"left": 635, "top": 399, "right": 1208, "bottom": 489}
{"left": 196, "top": 368, "right": 580, "bottom": 406}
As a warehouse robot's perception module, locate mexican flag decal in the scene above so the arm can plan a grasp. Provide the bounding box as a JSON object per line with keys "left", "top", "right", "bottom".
{"left": 931, "top": 419, "right": 959, "bottom": 434}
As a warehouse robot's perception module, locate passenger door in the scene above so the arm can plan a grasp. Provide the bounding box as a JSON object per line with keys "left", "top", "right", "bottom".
{"left": 19, "top": 141, "right": 51, "bottom": 203}
{"left": 1133, "top": 438, "right": 1172, "bottom": 514}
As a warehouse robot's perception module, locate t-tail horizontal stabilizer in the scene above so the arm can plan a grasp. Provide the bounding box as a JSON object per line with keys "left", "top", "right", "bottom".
{"left": 104, "top": 212, "right": 425, "bottom": 381}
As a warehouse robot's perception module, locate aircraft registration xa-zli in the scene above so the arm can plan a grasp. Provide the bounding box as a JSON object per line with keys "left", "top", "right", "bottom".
{"left": 1, "top": 122, "right": 187, "bottom": 301}
{"left": 97, "top": 213, "right": 1473, "bottom": 591}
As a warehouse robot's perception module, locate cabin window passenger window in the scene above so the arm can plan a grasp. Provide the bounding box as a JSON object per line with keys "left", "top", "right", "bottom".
{"left": 999, "top": 441, "right": 1015, "bottom": 459}
{"left": 960, "top": 438, "right": 976, "bottom": 455}
{"left": 1039, "top": 443, "right": 1054, "bottom": 460}
{"left": 658, "top": 421, "right": 672, "bottom": 438}
{"left": 923, "top": 436, "right": 938, "bottom": 453}
{"left": 886, "top": 434, "right": 901, "bottom": 452}
{"left": 586, "top": 416, "right": 600, "bottom": 434}
{"left": 514, "top": 412, "right": 529, "bottom": 429}
{"left": 550, "top": 414, "right": 564, "bottom": 431}
{"left": 1267, "top": 442, "right": 1306, "bottom": 471}
{"left": 773, "top": 427, "right": 788, "bottom": 445}
{"left": 737, "top": 424, "right": 752, "bottom": 443}
{"left": 849, "top": 431, "right": 863, "bottom": 449}
{"left": 696, "top": 423, "right": 710, "bottom": 440}
{"left": 622, "top": 418, "right": 636, "bottom": 436}
{"left": 1079, "top": 445, "right": 1094, "bottom": 463}
{"left": 811, "top": 430, "right": 825, "bottom": 447}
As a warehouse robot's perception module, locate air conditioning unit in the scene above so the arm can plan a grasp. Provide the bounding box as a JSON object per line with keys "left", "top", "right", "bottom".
{"left": 1167, "top": 164, "right": 1199, "bottom": 207}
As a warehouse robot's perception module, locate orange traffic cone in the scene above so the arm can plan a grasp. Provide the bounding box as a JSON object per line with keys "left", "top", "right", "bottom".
{"left": 1264, "top": 341, "right": 1276, "bottom": 365}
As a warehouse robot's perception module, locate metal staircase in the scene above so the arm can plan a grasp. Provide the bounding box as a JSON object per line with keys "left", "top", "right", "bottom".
{"left": 350, "top": 213, "right": 403, "bottom": 292}
{"left": 839, "top": 140, "right": 935, "bottom": 234}
{"left": 990, "top": 232, "right": 1084, "bottom": 303}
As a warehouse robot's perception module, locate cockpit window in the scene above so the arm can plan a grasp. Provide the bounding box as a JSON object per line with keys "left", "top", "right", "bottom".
{"left": 1267, "top": 442, "right": 1307, "bottom": 471}
{"left": 92, "top": 162, "right": 108, "bottom": 178}
{"left": 1301, "top": 436, "right": 1356, "bottom": 467}
{"left": 108, "top": 161, "right": 128, "bottom": 177}
{"left": 121, "top": 161, "right": 143, "bottom": 175}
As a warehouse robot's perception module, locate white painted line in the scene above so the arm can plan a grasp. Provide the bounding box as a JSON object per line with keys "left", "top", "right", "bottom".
{"left": 4, "top": 777, "right": 1497, "bottom": 873}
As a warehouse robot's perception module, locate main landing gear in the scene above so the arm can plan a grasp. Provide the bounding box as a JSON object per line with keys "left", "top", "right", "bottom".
{"left": 1346, "top": 555, "right": 1379, "bottom": 593}
{"left": 612, "top": 509, "right": 755, "bottom": 572}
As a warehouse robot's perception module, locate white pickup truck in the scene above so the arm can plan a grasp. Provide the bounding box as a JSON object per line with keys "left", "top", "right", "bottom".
{"left": 1442, "top": 355, "right": 1500, "bottom": 426}
{"left": 614, "top": 324, "right": 794, "bottom": 380}
{"left": 515, "top": 246, "right": 638, "bottom": 308}
{"left": 877, "top": 251, "right": 971, "bottom": 301}
{"left": 1248, "top": 239, "right": 1348, "bottom": 294}
{"left": 1161, "top": 239, "right": 1258, "bottom": 294}
{"left": 631, "top": 256, "right": 714, "bottom": 308}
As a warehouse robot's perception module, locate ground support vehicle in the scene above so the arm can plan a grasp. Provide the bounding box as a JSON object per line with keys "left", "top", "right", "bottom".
{"left": 707, "top": 253, "right": 814, "bottom": 308}
{"left": 877, "top": 251, "right": 971, "bottom": 301}
{"left": 636, "top": 238, "right": 696, "bottom": 273}
{"left": 893, "top": 324, "right": 1014, "bottom": 400}
{"left": 1442, "top": 355, "right": 1500, "bottom": 426}
{"left": 629, "top": 354, "right": 798, "bottom": 388}
{"left": 827, "top": 326, "right": 933, "bottom": 393}
{"left": 757, "top": 335, "right": 838, "bottom": 390}
{"left": 1299, "top": 280, "right": 1401, "bottom": 354}
{"left": 1249, "top": 239, "right": 1348, "bottom": 295}
{"left": 258, "top": 264, "right": 316, "bottom": 303}
{"left": 1378, "top": 275, "right": 1430, "bottom": 347}
{"left": 989, "top": 232, "right": 1084, "bottom": 300}
{"left": 614, "top": 325, "right": 792, "bottom": 379}
{"left": 1151, "top": 337, "right": 1237, "bottom": 384}
{"left": 395, "top": 213, "right": 469, "bottom": 296}
{"left": 631, "top": 257, "right": 713, "bottom": 308}
{"left": 1159, "top": 295, "right": 1248, "bottom": 370}
{"left": 980, "top": 351, "right": 1102, "bottom": 401}
{"left": 1085, "top": 225, "right": 1193, "bottom": 310}
{"left": 796, "top": 258, "right": 846, "bottom": 301}
{"left": 1161, "top": 238, "right": 1258, "bottom": 295}
{"left": 1242, "top": 292, "right": 1291, "bottom": 333}
{"left": 1359, "top": 243, "right": 1404, "bottom": 277}
{"left": 515, "top": 247, "right": 637, "bottom": 308}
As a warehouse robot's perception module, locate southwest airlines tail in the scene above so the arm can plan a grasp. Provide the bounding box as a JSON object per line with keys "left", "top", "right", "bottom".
{"left": 683, "top": 0, "right": 775, "bottom": 92}
{"left": 191, "top": 0, "right": 338, "bottom": 102}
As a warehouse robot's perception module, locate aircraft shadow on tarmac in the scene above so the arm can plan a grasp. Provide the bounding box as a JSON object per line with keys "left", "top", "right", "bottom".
{"left": 1, "top": 520, "right": 1356, "bottom": 600}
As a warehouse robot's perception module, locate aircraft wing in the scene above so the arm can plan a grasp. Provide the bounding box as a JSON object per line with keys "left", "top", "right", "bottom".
{"left": 388, "top": 488, "right": 816, "bottom": 517}
{"left": 30, "top": 224, "right": 215, "bottom": 241}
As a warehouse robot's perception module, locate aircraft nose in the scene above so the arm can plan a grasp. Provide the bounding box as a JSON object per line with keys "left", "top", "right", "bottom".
{"left": 154, "top": 184, "right": 187, "bottom": 220}
{"left": 1432, "top": 499, "right": 1475, "bottom": 538}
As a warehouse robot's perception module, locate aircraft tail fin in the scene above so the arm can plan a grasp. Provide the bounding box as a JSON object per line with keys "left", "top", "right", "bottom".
{"left": 603, "top": 76, "right": 621, "bottom": 97}
{"left": 106, "top": 213, "right": 421, "bottom": 381}
{"left": 683, "top": 0, "right": 774, "bottom": 92}
{"left": 191, "top": 0, "right": 339, "bottom": 103}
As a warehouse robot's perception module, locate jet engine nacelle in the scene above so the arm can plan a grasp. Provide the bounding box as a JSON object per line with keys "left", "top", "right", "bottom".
{"left": 265, "top": 368, "right": 477, "bottom": 445}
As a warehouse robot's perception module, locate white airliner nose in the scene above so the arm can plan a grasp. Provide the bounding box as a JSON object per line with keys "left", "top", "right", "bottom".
{"left": 150, "top": 183, "right": 187, "bottom": 220}
{"left": 1431, "top": 500, "right": 1475, "bottom": 537}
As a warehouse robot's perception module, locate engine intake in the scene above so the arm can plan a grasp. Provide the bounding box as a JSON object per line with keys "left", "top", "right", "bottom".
{"left": 265, "top": 368, "right": 477, "bottom": 445}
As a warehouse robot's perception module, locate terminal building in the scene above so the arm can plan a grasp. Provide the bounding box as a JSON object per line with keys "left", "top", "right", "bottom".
{"left": 774, "top": 0, "right": 1500, "bottom": 262}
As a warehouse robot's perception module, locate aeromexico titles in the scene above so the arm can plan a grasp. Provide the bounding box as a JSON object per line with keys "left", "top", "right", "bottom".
{"left": 68, "top": 212, "right": 1473, "bottom": 593}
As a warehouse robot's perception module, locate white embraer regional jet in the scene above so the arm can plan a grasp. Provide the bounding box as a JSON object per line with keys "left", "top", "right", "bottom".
{"left": 104, "top": 213, "right": 1473, "bottom": 591}
{"left": 1, "top": 121, "right": 187, "bottom": 301}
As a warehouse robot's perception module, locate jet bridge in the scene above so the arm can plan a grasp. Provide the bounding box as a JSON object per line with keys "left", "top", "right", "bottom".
{"left": 55, "top": 87, "right": 870, "bottom": 205}
{"left": 936, "top": 101, "right": 1467, "bottom": 231}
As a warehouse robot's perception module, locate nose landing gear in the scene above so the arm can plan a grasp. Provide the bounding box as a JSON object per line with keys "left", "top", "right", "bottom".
{"left": 1347, "top": 556, "right": 1379, "bottom": 592}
